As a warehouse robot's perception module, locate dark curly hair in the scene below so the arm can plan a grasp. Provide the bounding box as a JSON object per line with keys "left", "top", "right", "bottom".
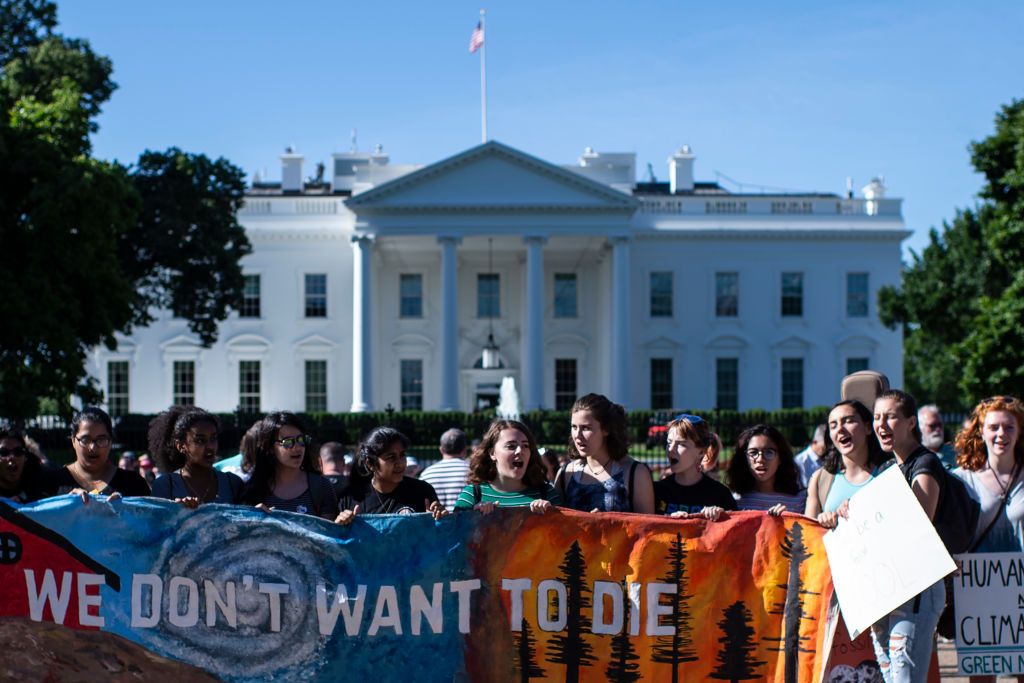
{"left": 347, "top": 426, "right": 413, "bottom": 489}
{"left": 146, "top": 406, "right": 220, "bottom": 472}
{"left": 467, "top": 419, "right": 547, "bottom": 489}
{"left": 567, "top": 393, "right": 629, "bottom": 461}
{"left": 240, "top": 412, "right": 319, "bottom": 505}
{"left": 821, "top": 400, "right": 888, "bottom": 474}
{"left": 727, "top": 424, "right": 801, "bottom": 495}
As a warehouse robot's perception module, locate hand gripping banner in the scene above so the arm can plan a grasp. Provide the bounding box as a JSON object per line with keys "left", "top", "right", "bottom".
{"left": 0, "top": 498, "right": 835, "bottom": 682}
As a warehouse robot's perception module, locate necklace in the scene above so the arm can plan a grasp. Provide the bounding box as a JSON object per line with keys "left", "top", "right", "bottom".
{"left": 69, "top": 461, "right": 112, "bottom": 493}
{"left": 586, "top": 457, "right": 611, "bottom": 478}
{"left": 371, "top": 486, "right": 396, "bottom": 514}
{"left": 988, "top": 460, "right": 1016, "bottom": 500}
{"left": 181, "top": 467, "right": 217, "bottom": 502}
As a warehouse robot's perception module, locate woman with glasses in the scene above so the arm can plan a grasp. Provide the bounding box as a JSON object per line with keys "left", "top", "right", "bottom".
{"left": 0, "top": 426, "right": 54, "bottom": 502}
{"left": 148, "top": 406, "right": 244, "bottom": 506}
{"left": 336, "top": 426, "right": 447, "bottom": 524}
{"left": 239, "top": 412, "right": 339, "bottom": 521}
{"left": 55, "top": 406, "right": 150, "bottom": 499}
{"left": 726, "top": 424, "right": 805, "bottom": 515}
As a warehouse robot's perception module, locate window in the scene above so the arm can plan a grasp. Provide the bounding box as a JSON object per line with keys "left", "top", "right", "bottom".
{"left": 715, "top": 272, "right": 739, "bottom": 317}
{"left": 555, "top": 359, "right": 578, "bottom": 410}
{"left": 107, "top": 361, "right": 129, "bottom": 416}
{"left": 304, "top": 273, "right": 327, "bottom": 318}
{"left": 650, "top": 271, "right": 673, "bottom": 318}
{"left": 847, "top": 273, "right": 869, "bottom": 318}
{"left": 239, "top": 360, "right": 261, "bottom": 414}
{"left": 650, "top": 358, "right": 673, "bottom": 410}
{"left": 400, "top": 360, "right": 423, "bottom": 411}
{"left": 554, "top": 273, "right": 577, "bottom": 318}
{"left": 305, "top": 360, "right": 327, "bottom": 412}
{"left": 716, "top": 358, "right": 738, "bottom": 411}
{"left": 173, "top": 361, "right": 195, "bottom": 406}
{"left": 846, "top": 357, "right": 870, "bottom": 375}
{"left": 400, "top": 274, "right": 423, "bottom": 318}
{"left": 477, "top": 274, "right": 500, "bottom": 318}
{"left": 781, "top": 358, "right": 804, "bottom": 409}
{"left": 240, "top": 274, "right": 261, "bottom": 318}
{"left": 781, "top": 272, "right": 803, "bottom": 317}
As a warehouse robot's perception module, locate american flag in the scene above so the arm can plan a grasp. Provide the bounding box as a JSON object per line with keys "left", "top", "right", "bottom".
{"left": 469, "top": 21, "right": 484, "bottom": 53}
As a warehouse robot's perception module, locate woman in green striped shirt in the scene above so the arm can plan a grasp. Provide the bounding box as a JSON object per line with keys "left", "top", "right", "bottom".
{"left": 455, "top": 419, "right": 561, "bottom": 513}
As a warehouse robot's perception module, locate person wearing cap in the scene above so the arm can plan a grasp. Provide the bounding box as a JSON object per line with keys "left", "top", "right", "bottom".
{"left": 421, "top": 428, "right": 471, "bottom": 511}
{"left": 137, "top": 454, "right": 157, "bottom": 485}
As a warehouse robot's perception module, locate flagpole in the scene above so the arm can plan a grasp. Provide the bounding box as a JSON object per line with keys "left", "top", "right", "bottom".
{"left": 479, "top": 8, "right": 487, "bottom": 143}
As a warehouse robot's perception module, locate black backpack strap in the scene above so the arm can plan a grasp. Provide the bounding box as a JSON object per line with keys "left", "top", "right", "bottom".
{"left": 628, "top": 460, "right": 639, "bottom": 511}
{"left": 473, "top": 484, "right": 482, "bottom": 504}
{"left": 554, "top": 463, "right": 569, "bottom": 499}
{"left": 307, "top": 472, "right": 328, "bottom": 516}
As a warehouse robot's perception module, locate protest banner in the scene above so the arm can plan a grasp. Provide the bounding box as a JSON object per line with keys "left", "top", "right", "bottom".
{"left": 952, "top": 552, "right": 1024, "bottom": 677}
{"left": 822, "top": 465, "right": 956, "bottom": 638}
{"left": 0, "top": 497, "right": 837, "bottom": 682}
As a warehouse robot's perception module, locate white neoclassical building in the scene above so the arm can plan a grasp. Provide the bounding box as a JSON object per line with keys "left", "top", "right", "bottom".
{"left": 87, "top": 141, "right": 907, "bottom": 415}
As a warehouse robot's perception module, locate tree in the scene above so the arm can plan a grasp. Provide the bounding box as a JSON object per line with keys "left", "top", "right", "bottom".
{"left": 606, "top": 578, "right": 641, "bottom": 683}
{"left": 709, "top": 601, "right": 765, "bottom": 683}
{"left": 0, "top": 0, "right": 250, "bottom": 420}
{"left": 545, "top": 541, "right": 596, "bottom": 683}
{"left": 515, "top": 618, "right": 545, "bottom": 683}
{"left": 649, "top": 533, "right": 697, "bottom": 682}
{"left": 763, "top": 522, "right": 817, "bottom": 683}
{"left": 879, "top": 99, "right": 1024, "bottom": 407}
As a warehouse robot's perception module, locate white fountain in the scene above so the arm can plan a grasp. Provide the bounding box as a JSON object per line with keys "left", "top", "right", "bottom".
{"left": 496, "top": 376, "right": 521, "bottom": 420}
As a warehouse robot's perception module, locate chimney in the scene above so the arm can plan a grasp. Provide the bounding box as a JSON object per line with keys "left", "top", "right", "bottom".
{"left": 281, "top": 146, "right": 304, "bottom": 193}
{"left": 669, "top": 145, "right": 695, "bottom": 193}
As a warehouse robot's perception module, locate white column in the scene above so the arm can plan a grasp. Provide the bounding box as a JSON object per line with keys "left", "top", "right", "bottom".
{"left": 350, "top": 235, "right": 373, "bottom": 412}
{"left": 439, "top": 236, "right": 461, "bottom": 411}
{"left": 610, "top": 236, "right": 631, "bottom": 405}
{"left": 524, "top": 236, "right": 547, "bottom": 411}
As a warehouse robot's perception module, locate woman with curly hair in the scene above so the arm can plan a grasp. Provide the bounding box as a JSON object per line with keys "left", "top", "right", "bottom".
{"left": 148, "top": 406, "right": 243, "bottom": 506}
{"left": 0, "top": 426, "right": 54, "bottom": 502}
{"left": 726, "top": 424, "right": 805, "bottom": 515}
{"left": 454, "top": 419, "right": 560, "bottom": 513}
{"left": 555, "top": 393, "right": 654, "bottom": 514}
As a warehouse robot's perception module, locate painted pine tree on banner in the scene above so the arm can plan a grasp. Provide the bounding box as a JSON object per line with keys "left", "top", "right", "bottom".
{"left": 515, "top": 618, "right": 545, "bottom": 682}
{"left": 545, "top": 541, "right": 596, "bottom": 683}
{"left": 606, "top": 578, "right": 641, "bottom": 683}
{"left": 709, "top": 601, "right": 765, "bottom": 683}
{"left": 649, "top": 532, "right": 697, "bottom": 682}
{"left": 763, "top": 522, "right": 817, "bottom": 683}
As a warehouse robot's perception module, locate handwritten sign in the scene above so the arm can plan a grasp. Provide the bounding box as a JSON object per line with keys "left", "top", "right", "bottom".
{"left": 953, "top": 552, "right": 1024, "bottom": 676}
{"left": 823, "top": 465, "right": 956, "bottom": 638}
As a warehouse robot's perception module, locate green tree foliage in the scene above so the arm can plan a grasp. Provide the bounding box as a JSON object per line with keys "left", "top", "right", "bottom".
{"left": 0, "top": 0, "right": 250, "bottom": 420}
{"left": 879, "top": 100, "right": 1024, "bottom": 408}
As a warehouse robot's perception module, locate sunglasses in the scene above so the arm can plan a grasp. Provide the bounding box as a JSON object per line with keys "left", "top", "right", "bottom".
{"left": 0, "top": 447, "right": 27, "bottom": 459}
{"left": 674, "top": 413, "right": 705, "bottom": 425}
{"left": 981, "top": 396, "right": 1018, "bottom": 405}
{"left": 275, "top": 434, "right": 312, "bottom": 449}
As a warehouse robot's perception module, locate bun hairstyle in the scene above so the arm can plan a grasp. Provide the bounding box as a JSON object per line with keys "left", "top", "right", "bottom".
{"left": 146, "top": 405, "right": 220, "bottom": 471}
{"left": 956, "top": 395, "right": 1024, "bottom": 471}
{"left": 727, "top": 424, "right": 801, "bottom": 495}
{"left": 467, "top": 419, "right": 547, "bottom": 488}
{"left": 567, "top": 393, "right": 629, "bottom": 462}
{"left": 354, "top": 426, "right": 412, "bottom": 481}
{"left": 821, "top": 400, "right": 887, "bottom": 474}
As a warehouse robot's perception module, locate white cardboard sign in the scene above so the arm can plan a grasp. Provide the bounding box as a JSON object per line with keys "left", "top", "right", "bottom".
{"left": 822, "top": 465, "right": 956, "bottom": 638}
{"left": 953, "top": 552, "right": 1024, "bottom": 676}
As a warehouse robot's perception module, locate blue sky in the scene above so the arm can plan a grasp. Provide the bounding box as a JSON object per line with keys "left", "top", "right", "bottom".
{"left": 60, "top": 0, "right": 1024, "bottom": 257}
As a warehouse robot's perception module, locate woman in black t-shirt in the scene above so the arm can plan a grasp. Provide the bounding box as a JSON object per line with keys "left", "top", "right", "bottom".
{"left": 55, "top": 407, "right": 150, "bottom": 500}
{"left": 0, "top": 426, "right": 54, "bottom": 502}
{"left": 336, "top": 427, "right": 447, "bottom": 525}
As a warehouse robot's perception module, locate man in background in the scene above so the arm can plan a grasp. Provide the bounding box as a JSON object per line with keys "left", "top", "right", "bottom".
{"left": 319, "top": 441, "right": 350, "bottom": 499}
{"left": 794, "top": 425, "right": 827, "bottom": 489}
{"left": 918, "top": 405, "right": 957, "bottom": 469}
{"left": 420, "top": 428, "right": 470, "bottom": 511}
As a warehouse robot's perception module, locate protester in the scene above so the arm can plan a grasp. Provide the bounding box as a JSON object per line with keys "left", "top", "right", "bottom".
{"left": 727, "top": 424, "right": 806, "bottom": 515}
{"left": 454, "top": 419, "right": 559, "bottom": 512}
{"left": 336, "top": 426, "right": 447, "bottom": 523}
{"left": 138, "top": 454, "right": 157, "bottom": 485}
{"left": 118, "top": 452, "right": 139, "bottom": 472}
{"left": 555, "top": 393, "right": 655, "bottom": 514}
{"left": 239, "top": 412, "right": 339, "bottom": 520}
{"left": 871, "top": 390, "right": 945, "bottom": 683}
{"left": 148, "top": 406, "right": 243, "bottom": 506}
{"left": 794, "top": 424, "right": 827, "bottom": 488}
{"left": 540, "top": 449, "right": 561, "bottom": 483}
{"left": 805, "top": 400, "right": 888, "bottom": 526}
{"left": 52, "top": 407, "right": 150, "bottom": 500}
{"left": 420, "top": 428, "right": 470, "bottom": 511}
{"left": 653, "top": 414, "right": 736, "bottom": 519}
{"left": 319, "top": 441, "right": 350, "bottom": 499}
{"left": 918, "top": 404, "right": 957, "bottom": 469}
{"left": 702, "top": 432, "right": 723, "bottom": 481}
{"left": 0, "top": 426, "right": 54, "bottom": 502}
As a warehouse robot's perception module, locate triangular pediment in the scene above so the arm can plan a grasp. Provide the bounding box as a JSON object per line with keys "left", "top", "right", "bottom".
{"left": 346, "top": 141, "right": 638, "bottom": 213}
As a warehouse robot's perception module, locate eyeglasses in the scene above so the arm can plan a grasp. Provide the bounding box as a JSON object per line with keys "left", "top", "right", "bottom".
{"left": 275, "top": 434, "right": 311, "bottom": 449}
{"left": 74, "top": 435, "right": 112, "bottom": 449}
{"left": 674, "top": 413, "right": 705, "bottom": 425}
{"left": 0, "top": 447, "right": 27, "bottom": 459}
{"left": 746, "top": 448, "right": 778, "bottom": 461}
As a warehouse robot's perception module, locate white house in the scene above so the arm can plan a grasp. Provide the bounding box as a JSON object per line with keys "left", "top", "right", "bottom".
{"left": 87, "top": 141, "right": 907, "bottom": 415}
